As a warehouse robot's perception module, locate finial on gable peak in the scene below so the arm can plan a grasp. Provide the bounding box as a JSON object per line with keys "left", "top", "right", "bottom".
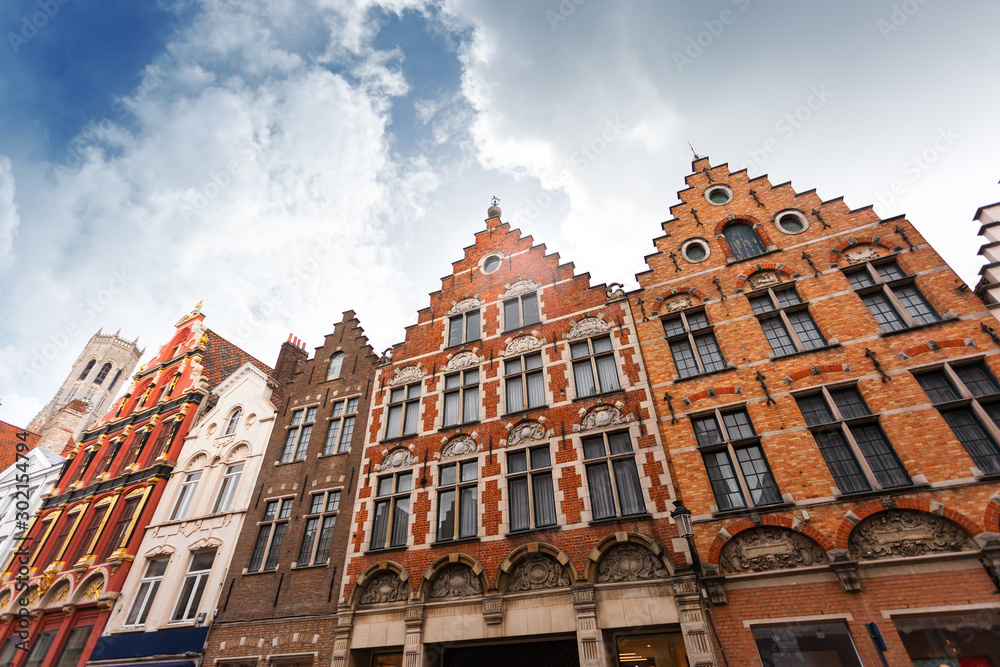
{"left": 487, "top": 196, "right": 502, "bottom": 220}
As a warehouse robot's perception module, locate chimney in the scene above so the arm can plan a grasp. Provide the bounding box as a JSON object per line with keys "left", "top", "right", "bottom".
{"left": 35, "top": 400, "right": 87, "bottom": 456}
{"left": 273, "top": 334, "right": 308, "bottom": 385}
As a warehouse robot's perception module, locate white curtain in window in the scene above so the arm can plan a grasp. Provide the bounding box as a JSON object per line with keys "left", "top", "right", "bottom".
{"left": 463, "top": 387, "right": 479, "bottom": 422}
{"left": 506, "top": 377, "right": 523, "bottom": 413}
{"left": 403, "top": 403, "right": 419, "bottom": 435}
{"left": 573, "top": 361, "right": 596, "bottom": 397}
{"left": 613, "top": 459, "right": 643, "bottom": 515}
{"left": 509, "top": 478, "right": 529, "bottom": 531}
{"left": 527, "top": 372, "right": 545, "bottom": 407}
{"left": 391, "top": 498, "right": 410, "bottom": 546}
{"left": 595, "top": 355, "right": 620, "bottom": 392}
{"left": 532, "top": 472, "right": 556, "bottom": 526}
{"left": 586, "top": 464, "right": 615, "bottom": 519}
{"left": 371, "top": 501, "right": 389, "bottom": 547}
{"left": 443, "top": 393, "right": 460, "bottom": 426}
{"left": 459, "top": 486, "right": 477, "bottom": 537}
{"left": 385, "top": 405, "right": 401, "bottom": 438}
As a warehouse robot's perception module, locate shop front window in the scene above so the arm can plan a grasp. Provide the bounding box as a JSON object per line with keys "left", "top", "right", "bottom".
{"left": 752, "top": 623, "right": 862, "bottom": 667}
{"left": 893, "top": 611, "right": 1000, "bottom": 666}
{"left": 616, "top": 633, "right": 688, "bottom": 666}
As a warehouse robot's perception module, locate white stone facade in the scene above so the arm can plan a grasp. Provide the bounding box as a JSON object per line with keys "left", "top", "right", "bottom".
{"left": 0, "top": 447, "right": 65, "bottom": 570}
{"left": 101, "top": 362, "right": 276, "bottom": 636}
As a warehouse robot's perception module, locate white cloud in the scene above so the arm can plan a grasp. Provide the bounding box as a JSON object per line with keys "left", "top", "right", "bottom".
{"left": 0, "top": 156, "right": 19, "bottom": 264}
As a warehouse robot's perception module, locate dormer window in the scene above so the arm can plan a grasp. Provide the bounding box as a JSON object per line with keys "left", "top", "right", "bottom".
{"left": 327, "top": 352, "right": 345, "bottom": 381}
{"left": 225, "top": 408, "right": 242, "bottom": 436}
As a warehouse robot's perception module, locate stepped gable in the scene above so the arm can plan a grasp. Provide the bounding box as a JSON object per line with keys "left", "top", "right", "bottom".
{"left": 0, "top": 420, "right": 39, "bottom": 470}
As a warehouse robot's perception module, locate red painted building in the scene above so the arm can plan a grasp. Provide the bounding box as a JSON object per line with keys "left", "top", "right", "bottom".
{"left": 0, "top": 305, "right": 271, "bottom": 667}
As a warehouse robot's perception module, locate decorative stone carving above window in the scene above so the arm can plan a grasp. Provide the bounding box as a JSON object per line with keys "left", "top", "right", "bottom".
{"left": 719, "top": 527, "right": 829, "bottom": 574}
{"left": 444, "top": 351, "right": 481, "bottom": 372}
{"left": 81, "top": 577, "right": 105, "bottom": 600}
{"left": 500, "top": 279, "right": 540, "bottom": 300}
{"left": 565, "top": 317, "right": 611, "bottom": 340}
{"left": 360, "top": 572, "right": 408, "bottom": 605}
{"left": 746, "top": 271, "right": 782, "bottom": 290}
{"left": 429, "top": 564, "right": 483, "bottom": 599}
{"left": 579, "top": 405, "right": 631, "bottom": 432}
{"left": 379, "top": 448, "right": 415, "bottom": 471}
{"left": 506, "top": 421, "right": 547, "bottom": 448}
{"left": 503, "top": 335, "right": 541, "bottom": 357}
{"left": 441, "top": 436, "right": 478, "bottom": 459}
{"left": 663, "top": 295, "right": 694, "bottom": 313}
{"left": 843, "top": 245, "right": 884, "bottom": 265}
{"left": 848, "top": 510, "right": 976, "bottom": 561}
{"left": 506, "top": 554, "right": 570, "bottom": 592}
{"left": 446, "top": 297, "right": 482, "bottom": 316}
{"left": 390, "top": 365, "right": 424, "bottom": 387}
{"left": 597, "top": 544, "right": 668, "bottom": 583}
{"left": 48, "top": 582, "right": 70, "bottom": 605}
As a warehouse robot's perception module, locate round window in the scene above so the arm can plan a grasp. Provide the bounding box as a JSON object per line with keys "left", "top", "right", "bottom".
{"left": 681, "top": 238, "right": 711, "bottom": 264}
{"left": 483, "top": 255, "right": 502, "bottom": 274}
{"left": 705, "top": 185, "right": 732, "bottom": 206}
{"left": 774, "top": 210, "right": 809, "bottom": 235}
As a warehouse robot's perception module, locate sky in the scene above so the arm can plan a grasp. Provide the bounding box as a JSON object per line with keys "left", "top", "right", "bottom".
{"left": 1, "top": 0, "right": 998, "bottom": 429}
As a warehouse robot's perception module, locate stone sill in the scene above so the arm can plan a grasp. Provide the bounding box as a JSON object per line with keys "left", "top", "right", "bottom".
{"left": 588, "top": 513, "right": 653, "bottom": 526}
{"left": 572, "top": 388, "right": 626, "bottom": 403}
{"left": 878, "top": 315, "right": 959, "bottom": 338}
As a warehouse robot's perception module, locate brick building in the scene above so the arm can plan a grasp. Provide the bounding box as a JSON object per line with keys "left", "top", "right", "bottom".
{"left": 0, "top": 304, "right": 270, "bottom": 667}
{"left": 334, "top": 205, "right": 709, "bottom": 667}
{"left": 202, "top": 312, "right": 379, "bottom": 667}
{"left": 632, "top": 158, "right": 1000, "bottom": 665}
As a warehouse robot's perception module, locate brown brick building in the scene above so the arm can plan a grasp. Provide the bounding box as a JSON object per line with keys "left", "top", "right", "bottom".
{"left": 632, "top": 158, "right": 1000, "bottom": 666}
{"left": 334, "top": 205, "right": 712, "bottom": 667}
{"left": 203, "top": 312, "right": 379, "bottom": 667}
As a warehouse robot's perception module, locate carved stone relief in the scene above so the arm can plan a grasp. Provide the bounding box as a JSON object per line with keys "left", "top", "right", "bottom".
{"left": 848, "top": 510, "right": 976, "bottom": 561}
{"left": 506, "top": 554, "right": 570, "bottom": 592}
{"left": 746, "top": 271, "right": 782, "bottom": 289}
{"left": 441, "top": 436, "right": 477, "bottom": 459}
{"left": 504, "top": 335, "right": 541, "bottom": 357}
{"left": 566, "top": 317, "right": 610, "bottom": 340}
{"left": 500, "top": 279, "right": 540, "bottom": 300}
{"left": 391, "top": 365, "right": 424, "bottom": 387}
{"left": 429, "top": 564, "right": 483, "bottom": 599}
{"left": 507, "top": 421, "right": 547, "bottom": 448}
{"left": 719, "top": 527, "right": 829, "bottom": 574}
{"left": 597, "top": 544, "right": 668, "bottom": 583}
{"left": 664, "top": 295, "right": 693, "bottom": 313}
{"left": 446, "top": 298, "right": 482, "bottom": 316}
{"left": 380, "top": 448, "right": 415, "bottom": 471}
{"left": 49, "top": 582, "right": 69, "bottom": 605}
{"left": 843, "top": 246, "right": 883, "bottom": 265}
{"left": 580, "top": 405, "right": 629, "bottom": 432}
{"left": 360, "top": 572, "right": 408, "bottom": 605}
{"left": 81, "top": 578, "right": 105, "bottom": 600}
{"left": 444, "top": 352, "right": 480, "bottom": 372}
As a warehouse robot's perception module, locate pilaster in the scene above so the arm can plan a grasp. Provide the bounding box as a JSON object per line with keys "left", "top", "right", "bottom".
{"left": 671, "top": 576, "right": 718, "bottom": 667}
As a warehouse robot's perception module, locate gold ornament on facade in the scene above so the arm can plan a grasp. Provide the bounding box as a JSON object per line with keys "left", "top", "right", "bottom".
{"left": 81, "top": 578, "right": 104, "bottom": 600}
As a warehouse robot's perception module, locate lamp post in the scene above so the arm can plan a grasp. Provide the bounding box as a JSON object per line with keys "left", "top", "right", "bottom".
{"left": 672, "top": 501, "right": 729, "bottom": 667}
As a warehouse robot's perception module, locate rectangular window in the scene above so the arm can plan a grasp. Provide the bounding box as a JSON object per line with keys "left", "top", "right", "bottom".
{"left": 571, "top": 335, "right": 620, "bottom": 398}
{"left": 213, "top": 462, "right": 244, "bottom": 513}
{"left": 124, "top": 557, "right": 168, "bottom": 626}
{"left": 24, "top": 630, "right": 57, "bottom": 667}
{"left": 437, "top": 461, "right": 478, "bottom": 541}
{"left": 322, "top": 397, "right": 360, "bottom": 455}
{"left": 370, "top": 472, "right": 412, "bottom": 550}
{"left": 846, "top": 259, "right": 939, "bottom": 333}
{"left": 692, "top": 408, "right": 782, "bottom": 511}
{"left": 148, "top": 421, "right": 179, "bottom": 462}
{"left": 504, "top": 352, "right": 545, "bottom": 414}
{"left": 296, "top": 490, "right": 340, "bottom": 566}
{"left": 448, "top": 310, "right": 481, "bottom": 347}
{"left": 507, "top": 446, "right": 556, "bottom": 532}
{"left": 795, "top": 386, "right": 911, "bottom": 493}
{"left": 171, "top": 550, "right": 216, "bottom": 622}
{"left": 581, "top": 431, "right": 645, "bottom": 519}
{"left": 384, "top": 385, "right": 421, "bottom": 439}
{"left": 443, "top": 370, "right": 479, "bottom": 427}
{"left": 121, "top": 431, "right": 151, "bottom": 469}
{"left": 752, "top": 623, "right": 862, "bottom": 667}
{"left": 662, "top": 309, "right": 726, "bottom": 379}
{"left": 749, "top": 285, "right": 826, "bottom": 357}
{"left": 53, "top": 626, "right": 94, "bottom": 667}
{"left": 280, "top": 407, "right": 317, "bottom": 463}
{"left": 248, "top": 498, "right": 293, "bottom": 572}
{"left": 70, "top": 505, "right": 108, "bottom": 565}
{"left": 44, "top": 511, "right": 79, "bottom": 567}
{"left": 170, "top": 472, "right": 201, "bottom": 520}
{"left": 915, "top": 362, "right": 1000, "bottom": 475}
{"left": 504, "top": 292, "right": 540, "bottom": 331}
{"left": 103, "top": 496, "right": 141, "bottom": 560}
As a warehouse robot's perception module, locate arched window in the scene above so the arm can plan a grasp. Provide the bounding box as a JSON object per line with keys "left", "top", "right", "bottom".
{"left": 326, "top": 352, "right": 345, "bottom": 381}
{"left": 723, "top": 222, "right": 766, "bottom": 260}
{"left": 78, "top": 360, "right": 96, "bottom": 380}
{"left": 108, "top": 370, "right": 123, "bottom": 391}
{"left": 225, "top": 408, "right": 242, "bottom": 435}
{"left": 94, "top": 363, "right": 113, "bottom": 385}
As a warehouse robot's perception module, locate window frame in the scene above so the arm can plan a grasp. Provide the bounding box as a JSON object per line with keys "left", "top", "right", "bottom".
{"left": 844, "top": 258, "right": 939, "bottom": 333}
{"left": 326, "top": 352, "right": 345, "bottom": 381}
{"left": 296, "top": 489, "right": 341, "bottom": 567}
{"left": 442, "top": 369, "right": 480, "bottom": 427}
{"left": 570, "top": 335, "right": 621, "bottom": 399}
{"left": 123, "top": 557, "right": 169, "bottom": 627}
{"left": 447, "top": 310, "right": 481, "bottom": 347}
{"left": 723, "top": 222, "right": 767, "bottom": 261}
{"left": 53, "top": 625, "right": 94, "bottom": 667}
{"left": 661, "top": 308, "right": 728, "bottom": 380}
{"left": 224, "top": 407, "right": 242, "bottom": 435}
{"left": 794, "top": 384, "right": 912, "bottom": 494}
{"left": 170, "top": 471, "right": 202, "bottom": 521}
{"left": 170, "top": 550, "right": 216, "bottom": 623}
{"left": 435, "top": 459, "right": 479, "bottom": 542}
{"left": 747, "top": 283, "right": 827, "bottom": 357}
{"left": 369, "top": 471, "right": 413, "bottom": 551}
{"left": 94, "top": 363, "right": 112, "bottom": 385}
{"left": 581, "top": 430, "right": 647, "bottom": 520}
{"left": 503, "top": 352, "right": 546, "bottom": 415}
{"left": 383, "top": 384, "right": 421, "bottom": 440}
{"left": 691, "top": 407, "right": 783, "bottom": 513}
{"left": 913, "top": 360, "right": 1000, "bottom": 475}
{"left": 280, "top": 406, "right": 317, "bottom": 463}
{"left": 213, "top": 462, "right": 244, "bottom": 513}
{"left": 247, "top": 497, "right": 294, "bottom": 572}
{"left": 322, "top": 396, "right": 360, "bottom": 455}
{"left": 503, "top": 292, "right": 541, "bottom": 332}
{"left": 506, "top": 444, "right": 557, "bottom": 533}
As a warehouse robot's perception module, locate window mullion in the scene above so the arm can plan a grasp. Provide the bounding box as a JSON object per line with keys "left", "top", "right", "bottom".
{"left": 840, "top": 423, "right": 880, "bottom": 488}
{"left": 688, "top": 332, "right": 705, "bottom": 373}
{"left": 942, "top": 364, "right": 974, "bottom": 400}
{"left": 603, "top": 456, "right": 620, "bottom": 517}
{"left": 726, "top": 443, "right": 756, "bottom": 507}
{"left": 881, "top": 285, "right": 915, "bottom": 327}
{"left": 778, "top": 310, "right": 801, "bottom": 350}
